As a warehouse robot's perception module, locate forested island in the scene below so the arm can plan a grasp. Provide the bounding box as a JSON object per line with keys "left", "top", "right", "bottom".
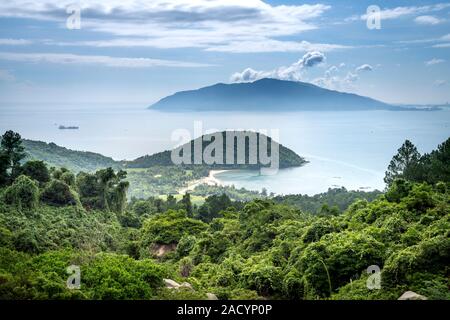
{"left": 22, "top": 131, "right": 306, "bottom": 199}
{"left": 0, "top": 130, "right": 449, "bottom": 300}
{"left": 125, "top": 131, "right": 307, "bottom": 170}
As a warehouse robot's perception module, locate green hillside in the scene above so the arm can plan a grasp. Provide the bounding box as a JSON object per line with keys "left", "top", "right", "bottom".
{"left": 0, "top": 131, "right": 449, "bottom": 300}
{"left": 125, "top": 131, "right": 307, "bottom": 169}
{"left": 22, "top": 140, "right": 119, "bottom": 172}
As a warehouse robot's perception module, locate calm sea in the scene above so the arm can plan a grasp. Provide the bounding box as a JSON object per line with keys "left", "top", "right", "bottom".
{"left": 1, "top": 104, "right": 449, "bottom": 195}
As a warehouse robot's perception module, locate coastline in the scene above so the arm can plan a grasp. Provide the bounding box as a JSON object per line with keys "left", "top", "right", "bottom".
{"left": 178, "top": 170, "right": 228, "bottom": 194}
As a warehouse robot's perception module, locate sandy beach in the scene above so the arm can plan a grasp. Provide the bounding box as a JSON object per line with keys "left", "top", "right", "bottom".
{"left": 178, "top": 170, "right": 227, "bottom": 194}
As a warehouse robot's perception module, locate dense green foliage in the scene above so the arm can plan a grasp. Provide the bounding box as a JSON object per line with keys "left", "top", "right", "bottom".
{"left": 20, "top": 160, "right": 50, "bottom": 185}
{"left": 273, "top": 187, "right": 382, "bottom": 215}
{"left": 125, "top": 131, "right": 307, "bottom": 169}
{"left": 22, "top": 139, "right": 119, "bottom": 173}
{"left": 0, "top": 131, "right": 26, "bottom": 186}
{"left": 125, "top": 167, "right": 208, "bottom": 198}
{"left": 385, "top": 137, "right": 450, "bottom": 186}
{"left": 18, "top": 133, "right": 307, "bottom": 200}
{"left": 2, "top": 178, "right": 447, "bottom": 300}
{"left": 190, "top": 184, "right": 266, "bottom": 202}
{"left": 0, "top": 132, "right": 448, "bottom": 300}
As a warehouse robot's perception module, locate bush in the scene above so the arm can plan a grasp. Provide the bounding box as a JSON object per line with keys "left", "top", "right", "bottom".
{"left": 40, "top": 180, "right": 78, "bottom": 206}
{"left": 0, "top": 227, "right": 13, "bottom": 248}
{"left": 83, "top": 253, "right": 165, "bottom": 299}
{"left": 241, "top": 261, "right": 283, "bottom": 296}
{"left": 4, "top": 175, "right": 39, "bottom": 210}
{"left": 60, "top": 171, "right": 76, "bottom": 187}
{"left": 385, "top": 179, "right": 411, "bottom": 203}
{"left": 118, "top": 211, "right": 141, "bottom": 228}
{"left": 132, "top": 200, "right": 156, "bottom": 216}
{"left": 282, "top": 268, "right": 305, "bottom": 299}
{"left": 176, "top": 235, "right": 197, "bottom": 258}
{"left": 21, "top": 160, "right": 50, "bottom": 184}
{"left": 298, "top": 231, "right": 385, "bottom": 298}
{"left": 407, "top": 273, "right": 450, "bottom": 300}
{"left": 140, "top": 210, "right": 207, "bottom": 246}
{"left": 383, "top": 235, "right": 450, "bottom": 287}
{"left": 403, "top": 184, "right": 435, "bottom": 212}
{"left": 302, "top": 218, "right": 338, "bottom": 243}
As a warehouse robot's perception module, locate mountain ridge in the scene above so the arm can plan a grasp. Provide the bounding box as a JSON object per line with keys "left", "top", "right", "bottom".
{"left": 149, "top": 78, "right": 397, "bottom": 112}
{"left": 125, "top": 130, "right": 307, "bottom": 169}
{"left": 21, "top": 131, "right": 306, "bottom": 172}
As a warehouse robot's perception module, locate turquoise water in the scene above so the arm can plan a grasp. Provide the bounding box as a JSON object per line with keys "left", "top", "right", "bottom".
{"left": 1, "top": 104, "right": 449, "bottom": 195}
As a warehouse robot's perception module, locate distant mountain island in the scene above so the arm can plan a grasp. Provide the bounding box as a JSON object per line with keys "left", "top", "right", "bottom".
{"left": 149, "top": 78, "right": 398, "bottom": 112}
{"left": 22, "top": 131, "right": 306, "bottom": 172}
{"left": 125, "top": 131, "right": 307, "bottom": 170}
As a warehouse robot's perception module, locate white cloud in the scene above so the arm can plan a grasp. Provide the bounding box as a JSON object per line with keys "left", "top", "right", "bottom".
{"left": 344, "top": 72, "right": 358, "bottom": 83}
{"left": 0, "top": 52, "right": 214, "bottom": 68}
{"left": 0, "top": 38, "right": 33, "bottom": 45}
{"left": 0, "top": 69, "right": 15, "bottom": 82}
{"left": 355, "top": 64, "right": 373, "bottom": 73}
{"left": 425, "top": 58, "right": 445, "bottom": 66}
{"left": 204, "top": 40, "right": 351, "bottom": 53}
{"left": 433, "top": 43, "right": 450, "bottom": 48}
{"left": 325, "top": 66, "right": 338, "bottom": 75}
{"left": 360, "top": 3, "right": 450, "bottom": 20}
{"left": 48, "top": 38, "right": 351, "bottom": 53}
{"left": 0, "top": 1, "right": 332, "bottom": 52}
{"left": 313, "top": 63, "right": 374, "bottom": 91}
{"left": 414, "top": 15, "right": 443, "bottom": 25}
{"left": 399, "top": 33, "right": 450, "bottom": 48}
{"left": 301, "top": 51, "right": 327, "bottom": 67}
{"left": 231, "top": 51, "right": 325, "bottom": 82}
{"left": 398, "top": 33, "right": 450, "bottom": 44}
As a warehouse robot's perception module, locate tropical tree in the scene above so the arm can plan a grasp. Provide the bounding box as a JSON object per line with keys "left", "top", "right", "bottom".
{"left": 3, "top": 175, "right": 39, "bottom": 210}
{"left": 0, "top": 130, "right": 26, "bottom": 185}
{"left": 40, "top": 179, "right": 78, "bottom": 206}
{"left": 180, "top": 193, "right": 193, "bottom": 218}
{"left": 197, "top": 194, "right": 232, "bottom": 222}
{"left": 384, "top": 140, "right": 420, "bottom": 186}
{"left": 76, "top": 168, "right": 129, "bottom": 212}
{"left": 20, "top": 160, "right": 50, "bottom": 185}
{"left": 425, "top": 137, "right": 450, "bottom": 184}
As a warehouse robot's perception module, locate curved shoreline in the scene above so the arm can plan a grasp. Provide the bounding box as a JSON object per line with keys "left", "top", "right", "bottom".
{"left": 178, "top": 170, "right": 227, "bottom": 194}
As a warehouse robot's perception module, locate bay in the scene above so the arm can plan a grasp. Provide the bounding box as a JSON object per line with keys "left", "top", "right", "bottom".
{"left": 1, "top": 103, "right": 449, "bottom": 195}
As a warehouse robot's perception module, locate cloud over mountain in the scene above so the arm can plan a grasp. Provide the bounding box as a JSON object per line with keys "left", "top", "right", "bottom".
{"left": 231, "top": 51, "right": 325, "bottom": 83}
{"left": 355, "top": 64, "right": 373, "bottom": 73}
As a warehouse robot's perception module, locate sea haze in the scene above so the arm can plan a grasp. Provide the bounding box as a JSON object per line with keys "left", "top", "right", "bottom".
{"left": 1, "top": 104, "right": 449, "bottom": 195}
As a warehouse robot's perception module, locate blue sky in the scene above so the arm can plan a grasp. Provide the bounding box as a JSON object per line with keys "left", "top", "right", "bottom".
{"left": 0, "top": 0, "right": 449, "bottom": 105}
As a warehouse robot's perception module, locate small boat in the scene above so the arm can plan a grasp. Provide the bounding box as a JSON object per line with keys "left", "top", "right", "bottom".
{"left": 58, "top": 125, "right": 79, "bottom": 130}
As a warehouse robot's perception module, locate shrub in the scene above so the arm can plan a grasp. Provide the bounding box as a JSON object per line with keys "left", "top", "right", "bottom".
{"left": 21, "top": 160, "right": 50, "bottom": 184}
{"left": 40, "top": 180, "right": 78, "bottom": 206}
{"left": 282, "top": 268, "right": 305, "bottom": 299}
{"left": 298, "top": 231, "right": 385, "bottom": 298}
{"left": 140, "top": 210, "right": 207, "bottom": 246}
{"left": 385, "top": 179, "right": 411, "bottom": 203}
{"left": 176, "top": 235, "right": 196, "bottom": 258}
{"left": 4, "top": 175, "right": 39, "bottom": 210}
{"left": 60, "top": 171, "right": 76, "bottom": 187}
{"left": 241, "top": 261, "right": 283, "bottom": 296}
{"left": 82, "top": 253, "right": 165, "bottom": 299}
